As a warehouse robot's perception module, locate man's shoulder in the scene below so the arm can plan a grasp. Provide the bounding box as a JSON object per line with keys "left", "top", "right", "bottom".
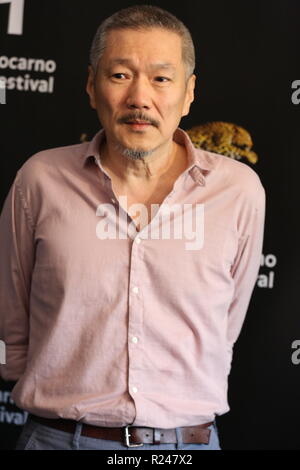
{"left": 16, "top": 140, "right": 90, "bottom": 185}
{"left": 194, "top": 147, "right": 265, "bottom": 205}
{"left": 195, "top": 147, "right": 264, "bottom": 187}
{"left": 21, "top": 140, "right": 89, "bottom": 169}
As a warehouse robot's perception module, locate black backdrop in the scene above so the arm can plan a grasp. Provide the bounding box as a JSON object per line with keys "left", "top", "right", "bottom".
{"left": 0, "top": 0, "right": 299, "bottom": 450}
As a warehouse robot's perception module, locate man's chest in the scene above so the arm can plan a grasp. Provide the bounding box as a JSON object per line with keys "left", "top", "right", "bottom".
{"left": 111, "top": 181, "right": 175, "bottom": 232}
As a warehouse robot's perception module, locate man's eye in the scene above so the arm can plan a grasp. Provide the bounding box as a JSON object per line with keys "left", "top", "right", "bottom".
{"left": 112, "top": 73, "right": 126, "bottom": 79}
{"left": 155, "top": 77, "right": 170, "bottom": 83}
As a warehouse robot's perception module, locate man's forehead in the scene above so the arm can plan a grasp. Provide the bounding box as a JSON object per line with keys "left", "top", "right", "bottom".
{"left": 107, "top": 58, "right": 177, "bottom": 70}
{"left": 99, "top": 28, "right": 185, "bottom": 72}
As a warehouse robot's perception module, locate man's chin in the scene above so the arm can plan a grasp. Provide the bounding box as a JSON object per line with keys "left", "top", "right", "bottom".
{"left": 111, "top": 133, "right": 160, "bottom": 159}
{"left": 121, "top": 146, "right": 155, "bottom": 160}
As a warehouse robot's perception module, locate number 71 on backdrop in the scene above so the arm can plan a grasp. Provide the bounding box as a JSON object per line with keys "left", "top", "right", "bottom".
{"left": 0, "top": 0, "right": 25, "bottom": 35}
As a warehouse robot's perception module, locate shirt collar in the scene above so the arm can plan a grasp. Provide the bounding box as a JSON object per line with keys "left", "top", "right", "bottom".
{"left": 82, "top": 127, "right": 216, "bottom": 186}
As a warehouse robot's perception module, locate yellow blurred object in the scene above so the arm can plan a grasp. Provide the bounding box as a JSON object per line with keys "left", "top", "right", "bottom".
{"left": 80, "top": 133, "right": 89, "bottom": 143}
{"left": 186, "top": 121, "right": 258, "bottom": 164}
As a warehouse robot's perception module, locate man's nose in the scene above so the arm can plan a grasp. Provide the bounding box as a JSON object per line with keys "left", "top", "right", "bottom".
{"left": 126, "top": 78, "right": 152, "bottom": 110}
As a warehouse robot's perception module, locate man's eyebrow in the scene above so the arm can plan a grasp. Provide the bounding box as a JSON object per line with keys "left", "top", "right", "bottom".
{"left": 108, "top": 59, "right": 176, "bottom": 71}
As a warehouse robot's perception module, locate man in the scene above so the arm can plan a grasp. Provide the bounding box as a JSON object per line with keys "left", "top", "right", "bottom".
{"left": 0, "top": 5, "right": 265, "bottom": 450}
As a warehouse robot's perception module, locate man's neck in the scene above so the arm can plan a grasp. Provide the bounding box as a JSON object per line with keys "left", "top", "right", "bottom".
{"left": 99, "top": 139, "right": 187, "bottom": 187}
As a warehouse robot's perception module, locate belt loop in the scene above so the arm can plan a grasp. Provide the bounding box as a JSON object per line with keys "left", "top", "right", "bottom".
{"left": 175, "top": 427, "right": 183, "bottom": 449}
{"left": 71, "top": 422, "right": 83, "bottom": 450}
{"left": 153, "top": 428, "right": 161, "bottom": 445}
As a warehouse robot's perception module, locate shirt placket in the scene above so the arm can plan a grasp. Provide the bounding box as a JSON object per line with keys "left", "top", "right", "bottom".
{"left": 127, "top": 234, "right": 144, "bottom": 411}
{"left": 98, "top": 167, "right": 146, "bottom": 421}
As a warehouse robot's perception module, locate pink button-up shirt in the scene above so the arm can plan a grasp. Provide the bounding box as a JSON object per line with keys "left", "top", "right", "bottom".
{"left": 0, "top": 128, "right": 265, "bottom": 428}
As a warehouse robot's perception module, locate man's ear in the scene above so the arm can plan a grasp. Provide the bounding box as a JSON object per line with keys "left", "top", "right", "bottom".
{"left": 86, "top": 65, "right": 97, "bottom": 109}
{"left": 182, "top": 74, "right": 196, "bottom": 117}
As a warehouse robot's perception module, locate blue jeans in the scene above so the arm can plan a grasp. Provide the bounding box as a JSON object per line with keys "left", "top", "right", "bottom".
{"left": 15, "top": 417, "right": 221, "bottom": 450}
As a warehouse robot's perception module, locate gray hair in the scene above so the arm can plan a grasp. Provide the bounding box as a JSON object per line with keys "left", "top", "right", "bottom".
{"left": 89, "top": 5, "right": 195, "bottom": 79}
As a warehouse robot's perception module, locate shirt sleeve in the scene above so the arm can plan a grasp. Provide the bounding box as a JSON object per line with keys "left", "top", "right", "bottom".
{"left": 0, "top": 172, "right": 35, "bottom": 381}
{"left": 226, "top": 178, "right": 266, "bottom": 354}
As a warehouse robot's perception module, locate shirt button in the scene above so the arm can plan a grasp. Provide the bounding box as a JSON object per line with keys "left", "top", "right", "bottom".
{"left": 132, "top": 286, "right": 139, "bottom": 294}
{"left": 136, "top": 237, "right": 141, "bottom": 244}
{"left": 131, "top": 336, "right": 138, "bottom": 344}
{"left": 132, "top": 387, "right": 138, "bottom": 394}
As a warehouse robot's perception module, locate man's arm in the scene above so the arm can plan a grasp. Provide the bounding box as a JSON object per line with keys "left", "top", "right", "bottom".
{"left": 0, "top": 172, "right": 35, "bottom": 381}
{"left": 226, "top": 178, "right": 266, "bottom": 353}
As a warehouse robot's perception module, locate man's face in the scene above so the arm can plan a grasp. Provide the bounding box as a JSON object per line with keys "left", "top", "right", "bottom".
{"left": 86, "top": 27, "right": 196, "bottom": 156}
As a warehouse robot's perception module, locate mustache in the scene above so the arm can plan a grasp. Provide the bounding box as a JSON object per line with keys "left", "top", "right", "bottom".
{"left": 117, "top": 112, "right": 159, "bottom": 128}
